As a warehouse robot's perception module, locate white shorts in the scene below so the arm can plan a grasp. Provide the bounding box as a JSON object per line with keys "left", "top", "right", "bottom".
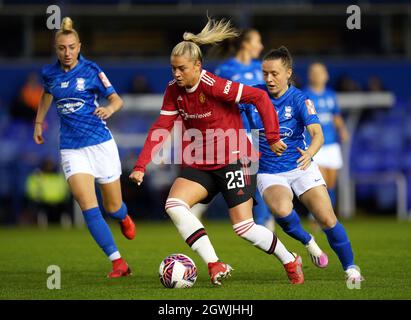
{"left": 257, "top": 162, "right": 326, "bottom": 198}
{"left": 60, "top": 139, "right": 122, "bottom": 184}
{"left": 313, "top": 143, "right": 343, "bottom": 170}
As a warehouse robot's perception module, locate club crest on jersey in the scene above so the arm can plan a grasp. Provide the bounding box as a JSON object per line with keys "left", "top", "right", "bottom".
{"left": 305, "top": 99, "right": 317, "bottom": 115}
{"left": 284, "top": 106, "right": 292, "bottom": 119}
{"left": 61, "top": 81, "right": 69, "bottom": 88}
{"left": 76, "top": 78, "right": 85, "bottom": 91}
{"left": 199, "top": 92, "right": 206, "bottom": 104}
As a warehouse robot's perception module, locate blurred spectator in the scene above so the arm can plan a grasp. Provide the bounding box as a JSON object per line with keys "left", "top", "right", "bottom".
{"left": 11, "top": 72, "right": 43, "bottom": 122}
{"left": 130, "top": 75, "right": 152, "bottom": 94}
{"left": 335, "top": 74, "right": 362, "bottom": 92}
{"left": 366, "top": 75, "right": 386, "bottom": 92}
{"left": 25, "top": 158, "right": 71, "bottom": 228}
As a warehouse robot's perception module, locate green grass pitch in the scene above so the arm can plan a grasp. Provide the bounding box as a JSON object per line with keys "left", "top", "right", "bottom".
{"left": 1, "top": 217, "right": 410, "bottom": 299}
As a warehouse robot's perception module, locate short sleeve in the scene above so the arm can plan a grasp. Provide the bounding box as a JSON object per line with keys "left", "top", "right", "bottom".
{"left": 298, "top": 96, "right": 320, "bottom": 126}
{"left": 159, "top": 85, "right": 178, "bottom": 116}
{"left": 91, "top": 64, "right": 116, "bottom": 98}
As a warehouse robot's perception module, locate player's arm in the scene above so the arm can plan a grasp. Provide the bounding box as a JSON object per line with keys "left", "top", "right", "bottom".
{"left": 297, "top": 98, "right": 324, "bottom": 170}
{"left": 210, "top": 76, "right": 284, "bottom": 155}
{"left": 238, "top": 85, "right": 286, "bottom": 156}
{"left": 94, "top": 93, "right": 124, "bottom": 120}
{"left": 331, "top": 91, "right": 349, "bottom": 143}
{"left": 129, "top": 87, "right": 178, "bottom": 185}
{"left": 333, "top": 114, "right": 349, "bottom": 143}
{"left": 33, "top": 92, "right": 53, "bottom": 144}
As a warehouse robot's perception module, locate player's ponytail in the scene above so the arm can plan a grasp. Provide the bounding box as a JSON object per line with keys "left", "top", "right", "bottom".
{"left": 263, "top": 46, "right": 293, "bottom": 70}
{"left": 172, "top": 17, "right": 239, "bottom": 62}
{"left": 55, "top": 17, "right": 80, "bottom": 41}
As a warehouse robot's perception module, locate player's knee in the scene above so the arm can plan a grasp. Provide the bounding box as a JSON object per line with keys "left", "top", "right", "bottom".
{"left": 272, "top": 203, "right": 293, "bottom": 218}
{"left": 319, "top": 214, "right": 337, "bottom": 229}
{"left": 103, "top": 200, "right": 123, "bottom": 214}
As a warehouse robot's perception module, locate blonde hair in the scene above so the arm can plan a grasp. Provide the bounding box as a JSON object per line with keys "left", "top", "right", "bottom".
{"left": 171, "top": 17, "right": 239, "bottom": 62}
{"left": 55, "top": 17, "right": 80, "bottom": 41}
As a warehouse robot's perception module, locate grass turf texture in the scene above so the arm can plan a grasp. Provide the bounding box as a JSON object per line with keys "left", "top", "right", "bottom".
{"left": 0, "top": 217, "right": 410, "bottom": 300}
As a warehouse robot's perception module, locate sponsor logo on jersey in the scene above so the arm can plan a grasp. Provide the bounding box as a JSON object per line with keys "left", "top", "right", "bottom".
{"left": 98, "top": 72, "right": 112, "bottom": 88}
{"left": 56, "top": 98, "right": 86, "bottom": 114}
{"left": 284, "top": 106, "right": 292, "bottom": 119}
{"left": 305, "top": 99, "right": 317, "bottom": 115}
{"left": 61, "top": 81, "right": 69, "bottom": 88}
{"left": 223, "top": 80, "right": 232, "bottom": 94}
{"left": 76, "top": 78, "right": 85, "bottom": 91}
{"left": 178, "top": 109, "right": 212, "bottom": 120}
{"left": 280, "top": 126, "right": 293, "bottom": 139}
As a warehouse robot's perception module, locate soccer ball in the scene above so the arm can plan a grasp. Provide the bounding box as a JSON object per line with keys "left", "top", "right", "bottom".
{"left": 159, "top": 253, "right": 197, "bottom": 288}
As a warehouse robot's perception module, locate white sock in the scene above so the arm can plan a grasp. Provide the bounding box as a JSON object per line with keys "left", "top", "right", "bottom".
{"left": 233, "top": 218, "right": 295, "bottom": 264}
{"left": 108, "top": 251, "right": 121, "bottom": 261}
{"left": 165, "top": 198, "right": 219, "bottom": 264}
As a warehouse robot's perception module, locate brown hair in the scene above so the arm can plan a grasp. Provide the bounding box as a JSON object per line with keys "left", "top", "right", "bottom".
{"left": 263, "top": 45, "right": 293, "bottom": 70}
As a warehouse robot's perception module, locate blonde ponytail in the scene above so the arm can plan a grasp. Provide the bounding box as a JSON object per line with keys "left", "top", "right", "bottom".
{"left": 172, "top": 17, "right": 239, "bottom": 62}
{"left": 55, "top": 17, "right": 80, "bottom": 41}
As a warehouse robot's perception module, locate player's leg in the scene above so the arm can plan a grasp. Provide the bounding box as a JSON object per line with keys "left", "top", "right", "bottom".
{"left": 228, "top": 197, "right": 303, "bottom": 284}
{"left": 166, "top": 173, "right": 220, "bottom": 268}
{"left": 260, "top": 173, "right": 328, "bottom": 268}
{"left": 319, "top": 166, "right": 338, "bottom": 207}
{"left": 253, "top": 189, "right": 275, "bottom": 231}
{"left": 299, "top": 185, "right": 363, "bottom": 281}
{"left": 68, "top": 173, "right": 130, "bottom": 277}
{"left": 99, "top": 179, "right": 135, "bottom": 240}
{"left": 219, "top": 160, "right": 303, "bottom": 284}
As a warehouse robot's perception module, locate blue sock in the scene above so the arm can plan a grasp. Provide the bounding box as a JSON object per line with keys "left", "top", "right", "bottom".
{"left": 328, "top": 188, "right": 336, "bottom": 207}
{"left": 108, "top": 202, "right": 128, "bottom": 221}
{"left": 83, "top": 207, "right": 119, "bottom": 258}
{"left": 275, "top": 210, "right": 312, "bottom": 245}
{"left": 323, "top": 221, "right": 354, "bottom": 270}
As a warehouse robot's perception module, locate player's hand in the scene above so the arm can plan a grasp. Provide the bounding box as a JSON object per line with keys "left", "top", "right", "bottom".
{"left": 33, "top": 123, "right": 44, "bottom": 144}
{"left": 129, "top": 171, "right": 145, "bottom": 186}
{"left": 270, "top": 140, "right": 287, "bottom": 156}
{"left": 297, "top": 147, "right": 312, "bottom": 170}
{"left": 94, "top": 106, "right": 114, "bottom": 120}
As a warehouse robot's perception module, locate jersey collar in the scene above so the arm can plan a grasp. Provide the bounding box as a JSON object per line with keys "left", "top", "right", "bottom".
{"left": 271, "top": 85, "right": 294, "bottom": 106}
{"left": 185, "top": 69, "right": 207, "bottom": 93}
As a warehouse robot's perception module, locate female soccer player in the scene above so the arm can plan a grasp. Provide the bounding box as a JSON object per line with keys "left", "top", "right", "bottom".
{"left": 241, "top": 46, "right": 363, "bottom": 282}
{"left": 304, "top": 62, "right": 349, "bottom": 207}
{"left": 215, "top": 29, "right": 273, "bottom": 229}
{"left": 33, "top": 17, "right": 135, "bottom": 278}
{"left": 129, "top": 18, "right": 304, "bottom": 285}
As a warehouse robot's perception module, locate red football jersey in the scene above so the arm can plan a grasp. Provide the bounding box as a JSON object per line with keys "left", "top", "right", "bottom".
{"left": 133, "top": 70, "right": 280, "bottom": 172}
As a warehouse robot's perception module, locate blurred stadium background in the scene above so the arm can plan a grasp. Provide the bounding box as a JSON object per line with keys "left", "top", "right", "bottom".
{"left": 1, "top": 0, "right": 411, "bottom": 228}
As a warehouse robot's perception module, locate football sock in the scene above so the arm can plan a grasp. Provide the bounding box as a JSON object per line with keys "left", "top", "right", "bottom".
{"left": 233, "top": 218, "right": 295, "bottom": 264}
{"left": 323, "top": 221, "right": 354, "bottom": 270}
{"left": 328, "top": 188, "right": 336, "bottom": 207}
{"left": 83, "top": 207, "right": 120, "bottom": 261}
{"left": 275, "top": 210, "right": 312, "bottom": 245}
{"left": 107, "top": 202, "right": 128, "bottom": 221}
{"left": 165, "top": 198, "right": 219, "bottom": 264}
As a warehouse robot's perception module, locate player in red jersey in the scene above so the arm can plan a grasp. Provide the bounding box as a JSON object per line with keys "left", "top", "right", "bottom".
{"left": 129, "top": 18, "right": 304, "bottom": 285}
